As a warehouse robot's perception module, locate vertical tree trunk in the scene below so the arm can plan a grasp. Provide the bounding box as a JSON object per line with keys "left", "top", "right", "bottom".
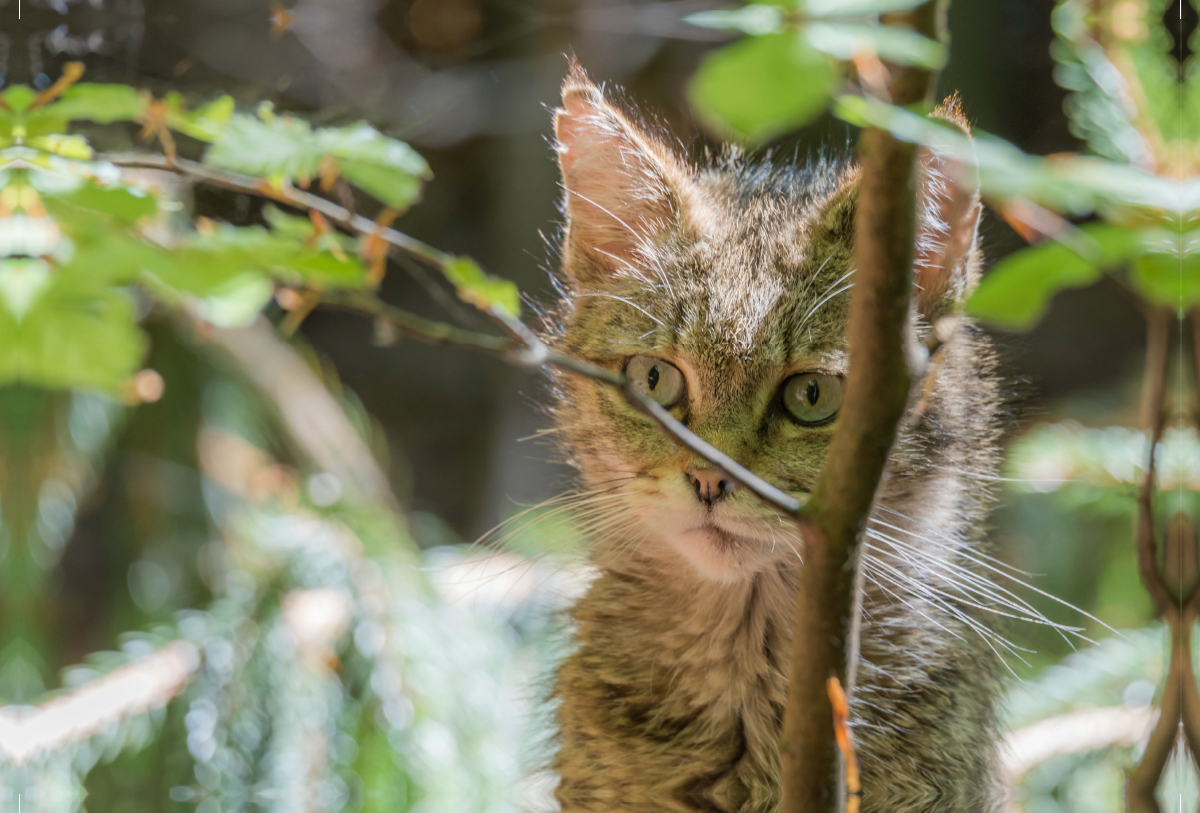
{"left": 778, "top": 4, "right": 947, "bottom": 811}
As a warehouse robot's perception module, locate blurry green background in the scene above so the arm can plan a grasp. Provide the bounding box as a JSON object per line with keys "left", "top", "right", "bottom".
{"left": 2, "top": 1, "right": 1197, "bottom": 812}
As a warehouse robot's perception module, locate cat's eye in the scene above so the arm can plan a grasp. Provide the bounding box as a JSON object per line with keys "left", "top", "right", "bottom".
{"left": 626, "top": 355, "right": 686, "bottom": 407}
{"left": 781, "top": 373, "right": 843, "bottom": 426}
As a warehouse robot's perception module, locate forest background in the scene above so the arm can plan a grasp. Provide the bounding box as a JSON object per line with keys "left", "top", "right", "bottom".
{"left": 1, "top": 1, "right": 1197, "bottom": 812}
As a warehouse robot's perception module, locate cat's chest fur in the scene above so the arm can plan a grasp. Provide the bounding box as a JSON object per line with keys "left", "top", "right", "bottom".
{"left": 554, "top": 564, "right": 796, "bottom": 813}
{"left": 551, "top": 485, "right": 1001, "bottom": 813}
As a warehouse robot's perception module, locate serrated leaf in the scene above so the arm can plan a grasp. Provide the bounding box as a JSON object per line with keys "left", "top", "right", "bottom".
{"left": 689, "top": 31, "right": 839, "bottom": 143}
{"left": 204, "top": 115, "right": 430, "bottom": 208}
{"left": 442, "top": 256, "right": 520, "bottom": 317}
{"left": 204, "top": 114, "right": 324, "bottom": 182}
{"left": 41, "top": 83, "right": 146, "bottom": 124}
{"left": 805, "top": 22, "right": 946, "bottom": 68}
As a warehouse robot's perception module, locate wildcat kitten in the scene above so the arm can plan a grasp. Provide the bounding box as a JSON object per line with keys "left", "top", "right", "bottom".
{"left": 545, "top": 64, "right": 1003, "bottom": 813}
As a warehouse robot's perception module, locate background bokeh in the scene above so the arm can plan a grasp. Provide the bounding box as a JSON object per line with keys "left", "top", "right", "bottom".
{"left": 2, "top": 1, "right": 1198, "bottom": 812}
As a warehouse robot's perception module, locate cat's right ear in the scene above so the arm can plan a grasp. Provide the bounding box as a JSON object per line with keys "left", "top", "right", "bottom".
{"left": 554, "top": 62, "right": 690, "bottom": 288}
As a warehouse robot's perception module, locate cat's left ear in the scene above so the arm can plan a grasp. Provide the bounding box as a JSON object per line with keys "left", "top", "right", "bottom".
{"left": 914, "top": 95, "right": 983, "bottom": 322}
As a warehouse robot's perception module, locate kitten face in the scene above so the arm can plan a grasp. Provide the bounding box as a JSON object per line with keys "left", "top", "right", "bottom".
{"left": 548, "top": 67, "right": 981, "bottom": 583}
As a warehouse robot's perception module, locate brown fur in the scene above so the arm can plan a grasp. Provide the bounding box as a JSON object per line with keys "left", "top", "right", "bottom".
{"left": 544, "top": 66, "right": 1004, "bottom": 813}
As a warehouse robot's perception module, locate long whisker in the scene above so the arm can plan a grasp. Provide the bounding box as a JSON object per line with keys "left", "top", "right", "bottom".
{"left": 870, "top": 509, "right": 1117, "bottom": 636}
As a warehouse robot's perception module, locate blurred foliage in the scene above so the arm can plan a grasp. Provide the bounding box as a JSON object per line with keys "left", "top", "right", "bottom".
{"left": 0, "top": 2, "right": 1197, "bottom": 813}
{"left": 690, "top": 0, "right": 1198, "bottom": 327}
{"left": 0, "top": 56, "right": 548, "bottom": 813}
{"left": 1, "top": 331, "right": 570, "bottom": 813}
{"left": 0, "top": 69, "right": 519, "bottom": 395}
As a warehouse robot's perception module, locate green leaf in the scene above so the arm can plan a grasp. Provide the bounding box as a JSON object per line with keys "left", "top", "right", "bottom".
{"left": 805, "top": 22, "right": 947, "bottom": 68}
{"left": 2, "top": 86, "right": 37, "bottom": 114}
{"left": 204, "top": 114, "right": 430, "bottom": 208}
{"left": 834, "top": 94, "right": 1183, "bottom": 215}
{"left": 1129, "top": 232, "right": 1200, "bottom": 310}
{"left": 0, "top": 261, "right": 145, "bottom": 392}
{"left": 204, "top": 113, "right": 324, "bottom": 183}
{"left": 164, "top": 93, "right": 236, "bottom": 142}
{"left": 337, "top": 161, "right": 425, "bottom": 211}
{"left": 442, "top": 256, "right": 521, "bottom": 317}
{"left": 45, "top": 180, "right": 158, "bottom": 225}
{"left": 154, "top": 224, "right": 368, "bottom": 293}
{"left": 316, "top": 124, "right": 430, "bottom": 180}
{"left": 689, "top": 31, "right": 839, "bottom": 143}
{"left": 26, "top": 134, "right": 92, "bottom": 159}
{"left": 263, "top": 205, "right": 356, "bottom": 253}
{"left": 195, "top": 272, "right": 276, "bottom": 328}
{"left": 41, "top": 84, "right": 146, "bottom": 124}
{"left": 966, "top": 224, "right": 1145, "bottom": 330}
{"left": 0, "top": 258, "right": 51, "bottom": 320}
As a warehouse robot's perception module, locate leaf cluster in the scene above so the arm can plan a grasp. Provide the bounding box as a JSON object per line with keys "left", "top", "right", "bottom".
{"left": 0, "top": 70, "right": 517, "bottom": 394}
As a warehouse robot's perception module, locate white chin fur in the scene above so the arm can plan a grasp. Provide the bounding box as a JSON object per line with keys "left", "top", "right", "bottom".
{"left": 666, "top": 525, "right": 775, "bottom": 583}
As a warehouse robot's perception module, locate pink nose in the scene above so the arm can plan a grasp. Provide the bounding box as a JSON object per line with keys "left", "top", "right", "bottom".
{"left": 685, "top": 466, "right": 731, "bottom": 506}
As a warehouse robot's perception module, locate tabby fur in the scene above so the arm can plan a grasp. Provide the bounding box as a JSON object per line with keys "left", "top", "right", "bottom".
{"left": 544, "top": 63, "right": 1004, "bottom": 813}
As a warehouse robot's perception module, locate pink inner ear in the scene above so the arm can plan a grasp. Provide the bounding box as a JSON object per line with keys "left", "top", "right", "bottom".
{"left": 915, "top": 147, "right": 982, "bottom": 320}
{"left": 555, "top": 90, "right": 680, "bottom": 281}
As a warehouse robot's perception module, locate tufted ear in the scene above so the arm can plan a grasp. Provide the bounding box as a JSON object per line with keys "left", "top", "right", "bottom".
{"left": 813, "top": 95, "right": 982, "bottom": 323}
{"left": 554, "top": 62, "right": 691, "bottom": 288}
{"left": 914, "top": 94, "right": 983, "bottom": 322}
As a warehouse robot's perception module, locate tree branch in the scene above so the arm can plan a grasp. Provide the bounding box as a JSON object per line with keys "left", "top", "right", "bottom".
{"left": 1000, "top": 705, "right": 1157, "bottom": 793}
{"left": 103, "top": 153, "right": 452, "bottom": 269}
{"left": 332, "top": 290, "right": 804, "bottom": 513}
{"left": 0, "top": 641, "right": 200, "bottom": 765}
{"left": 195, "top": 314, "right": 401, "bottom": 512}
{"left": 1127, "top": 306, "right": 1200, "bottom": 812}
{"left": 780, "top": 4, "right": 944, "bottom": 811}
{"left": 106, "top": 154, "right": 806, "bottom": 514}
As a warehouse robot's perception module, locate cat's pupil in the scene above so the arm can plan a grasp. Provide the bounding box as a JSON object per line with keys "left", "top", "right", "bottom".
{"left": 806, "top": 379, "right": 820, "bottom": 406}
{"left": 647, "top": 366, "right": 660, "bottom": 390}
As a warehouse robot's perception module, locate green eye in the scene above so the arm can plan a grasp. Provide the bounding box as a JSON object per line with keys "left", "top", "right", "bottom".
{"left": 626, "top": 355, "right": 685, "bottom": 407}
{"left": 782, "top": 373, "right": 843, "bottom": 426}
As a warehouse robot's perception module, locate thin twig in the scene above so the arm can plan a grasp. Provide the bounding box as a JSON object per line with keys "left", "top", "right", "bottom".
{"left": 336, "top": 291, "right": 804, "bottom": 513}
{"left": 102, "top": 153, "right": 451, "bottom": 269}
{"left": 106, "top": 154, "right": 806, "bottom": 514}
